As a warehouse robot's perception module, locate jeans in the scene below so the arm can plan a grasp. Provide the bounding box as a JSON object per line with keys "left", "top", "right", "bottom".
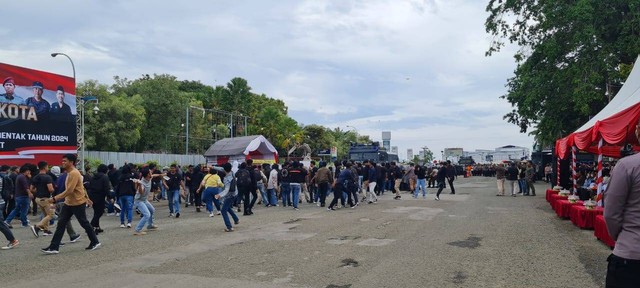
{"left": 221, "top": 196, "right": 239, "bottom": 230}
{"left": 0, "top": 203, "right": 15, "bottom": 242}
{"left": 606, "top": 254, "right": 640, "bottom": 288}
{"left": 119, "top": 195, "right": 134, "bottom": 224}
{"left": 518, "top": 179, "right": 528, "bottom": 195}
{"left": 280, "top": 182, "right": 290, "bottom": 207}
{"left": 257, "top": 183, "right": 268, "bottom": 207}
{"left": 267, "top": 188, "right": 278, "bottom": 206}
{"left": 168, "top": 189, "right": 180, "bottom": 214}
{"left": 90, "top": 198, "right": 105, "bottom": 228}
{"left": 134, "top": 200, "right": 155, "bottom": 232}
{"left": 290, "top": 183, "right": 301, "bottom": 209}
{"left": 448, "top": 177, "right": 455, "bottom": 194}
{"left": 106, "top": 190, "right": 116, "bottom": 213}
{"left": 328, "top": 185, "right": 345, "bottom": 209}
{"left": 49, "top": 203, "right": 99, "bottom": 250}
{"left": 436, "top": 181, "right": 445, "bottom": 197}
{"left": 5, "top": 196, "right": 30, "bottom": 226}
{"left": 318, "top": 182, "right": 329, "bottom": 206}
{"left": 202, "top": 187, "right": 221, "bottom": 213}
{"left": 414, "top": 179, "right": 427, "bottom": 197}
{"left": 367, "top": 182, "right": 378, "bottom": 202}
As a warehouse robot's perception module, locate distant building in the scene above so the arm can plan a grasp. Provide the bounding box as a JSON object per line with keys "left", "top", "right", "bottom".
{"left": 444, "top": 148, "right": 463, "bottom": 162}
{"left": 463, "top": 145, "right": 530, "bottom": 164}
{"left": 407, "top": 149, "right": 414, "bottom": 160}
{"left": 382, "top": 131, "right": 391, "bottom": 151}
{"left": 391, "top": 146, "right": 398, "bottom": 154}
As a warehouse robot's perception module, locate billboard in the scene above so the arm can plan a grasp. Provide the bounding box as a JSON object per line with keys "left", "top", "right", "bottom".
{"left": 0, "top": 63, "right": 77, "bottom": 165}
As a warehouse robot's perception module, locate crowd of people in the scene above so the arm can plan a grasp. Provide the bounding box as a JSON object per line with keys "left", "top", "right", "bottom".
{"left": 0, "top": 156, "right": 462, "bottom": 254}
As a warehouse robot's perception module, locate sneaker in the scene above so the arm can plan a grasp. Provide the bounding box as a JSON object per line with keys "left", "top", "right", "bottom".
{"left": 216, "top": 211, "right": 221, "bottom": 215}
{"left": 368, "top": 201, "right": 373, "bottom": 204}
{"left": 3, "top": 222, "right": 12, "bottom": 229}
{"left": 43, "top": 230, "right": 53, "bottom": 236}
{"left": 294, "top": 208, "right": 299, "bottom": 211}
{"left": 435, "top": 196, "right": 440, "bottom": 201}
{"left": 126, "top": 223, "right": 132, "bottom": 228}
{"left": 115, "top": 212, "right": 120, "bottom": 217}
{"left": 85, "top": 242, "right": 101, "bottom": 251}
{"left": 175, "top": 213, "right": 180, "bottom": 218}
{"left": 168, "top": 213, "right": 174, "bottom": 217}
{"left": 209, "top": 213, "right": 215, "bottom": 217}
{"left": 120, "top": 224, "right": 126, "bottom": 228}
{"left": 317, "top": 202, "right": 321, "bottom": 207}
{"left": 133, "top": 231, "right": 147, "bottom": 236}
{"left": 106, "top": 213, "right": 115, "bottom": 216}
{"left": 30, "top": 225, "right": 40, "bottom": 238}
{"left": 327, "top": 207, "right": 335, "bottom": 211}
{"left": 1, "top": 240, "right": 19, "bottom": 250}
{"left": 41, "top": 247, "right": 59, "bottom": 254}
{"left": 70, "top": 235, "right": 81, "bottom": 243}
{"left": 147, "top": 225, "right": 158, "bottom": 230}
{"left": 196, "top": 207, "right": 201, "bottom": 213}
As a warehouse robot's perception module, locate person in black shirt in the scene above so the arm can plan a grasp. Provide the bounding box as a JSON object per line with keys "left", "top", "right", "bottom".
{"left": 288, "top": 161, "right": 307, "bottom": 210}
{"left": 435, "top": 162, "right": 449, "bottom": 201}
{"left": 163, "top": 164, "right": 185, "bottom": 218}
{"left": 118, "top": 165, "right": 137, "bottom": 227}
{"left": 414, "top": 165, "right": 428, "bottom": 198}
{"left": 446, "top": 160, "right": 456, "bottom": 194}
{"left": 189, "top": 165, "right": 204, "bottom": 212}
{"left": 506, "top": 163, "right": 519, "bottom": 197}
{"left": 184, "top": 165, "right": 194, "bottom": 207}
{"left": 88, "top": 164, "right": 111, "bottom": 234}
{"left": 30, "top": 161, "right": 54, "bottom": 236}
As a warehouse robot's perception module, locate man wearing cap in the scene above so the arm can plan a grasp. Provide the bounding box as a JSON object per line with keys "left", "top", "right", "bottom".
{"left": 50, "top": 85, "right": 72, "bottom": 119}
{"left": 25, "top": 81, "right": 50, "bottom": 117}
{"left": 0, "top": 77, "right": 25, "bottom": 105}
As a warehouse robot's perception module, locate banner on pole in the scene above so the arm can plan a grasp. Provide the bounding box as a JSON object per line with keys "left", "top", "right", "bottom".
{"left": 0, "top": 62, "right": 77, "bottom": 165}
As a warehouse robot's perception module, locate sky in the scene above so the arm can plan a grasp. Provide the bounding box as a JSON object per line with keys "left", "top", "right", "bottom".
{"left": 1, "top": 0, "right": 533, "bottom": 160}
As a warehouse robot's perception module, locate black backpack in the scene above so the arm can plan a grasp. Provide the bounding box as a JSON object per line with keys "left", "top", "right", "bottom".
{"left": 1, "top": 174, "right": 14, "bottom": 201}
{"left": 236, "top": 169, "right": 251, "bottom": 188}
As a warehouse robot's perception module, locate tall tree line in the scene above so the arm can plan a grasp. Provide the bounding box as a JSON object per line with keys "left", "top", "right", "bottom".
{"left": 485, "top": 0, "right": 640, "bottom": 146}
{"left": 79, "top": 74, "right": 370, "bottom": 159}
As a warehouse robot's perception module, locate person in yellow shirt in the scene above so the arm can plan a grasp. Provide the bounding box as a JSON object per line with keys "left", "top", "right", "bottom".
{"left": 42, "top": 154, "right": 101, "bottom": 254}
{"left": 197, "top": 166, "right": 223, "bottom": 217}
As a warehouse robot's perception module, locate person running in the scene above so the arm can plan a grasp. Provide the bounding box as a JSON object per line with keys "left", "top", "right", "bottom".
{"left": 391, "top": 162, "right": 403, "bottom": 200}
{"left": 0, "top": 176, "right": 18, "bottom": 249}
{"left": 446, "top": 160, "right": 456, "bottom": 194}
{"left": 87, "top": 164, "right": 110, "bottom": 234}
{"left": 435, "top": 162, "right": 449, "bottom": 201}
{"left": 30, "top": 161, "right": 55, "bottom": 236}
{"left": 42, "top": 154, "right": 100, "bottom": 254}
{"left": 132, "top": 168, "right": 158, "bottom": 236}
{"left": 198, "top": 166, "right": 222, "bottom": 217}
{"left": 215, "top": 163, "right": 239, "bottom": 232}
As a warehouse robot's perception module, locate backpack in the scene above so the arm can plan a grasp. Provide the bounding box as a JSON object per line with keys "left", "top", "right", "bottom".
{"left": 1, "top": 174, "right": 14, "bottom": 201}
{"left": 235, "top": 169, "right": 251, "bottom": 188}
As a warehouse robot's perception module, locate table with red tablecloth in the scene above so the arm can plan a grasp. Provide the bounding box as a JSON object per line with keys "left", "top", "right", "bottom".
{"left": 549, "top": 194, "right": 568, "bottom": 210}
{"left": 546, "top": 189, "right": 559, "bottom": 203}
{"left": 569, "top": 206, "right": 603, "bottom": 229}
{"left": 594, "top": 215, "right": 616, "bottom": 248}
{"left": 554, "top": 200, "right": 583, "bottom": 218}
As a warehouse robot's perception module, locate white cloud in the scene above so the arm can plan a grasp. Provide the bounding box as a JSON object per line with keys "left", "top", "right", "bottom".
{"left": 0, "top": 0, "right": 533, "bottom": 159}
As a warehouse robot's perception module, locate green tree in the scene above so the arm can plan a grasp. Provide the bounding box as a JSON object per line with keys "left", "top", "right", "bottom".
{"left": 79, "top": 80, "right": 146, "bottom": 152}
{"left": 485, "top": 0, "right": 640, "bottom": 146}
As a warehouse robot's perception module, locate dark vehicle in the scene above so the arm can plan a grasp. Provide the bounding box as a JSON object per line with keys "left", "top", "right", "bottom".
{"left": 458, "top": 156, "right": 475, "bottom": 166}
{"left": 348, "top": 142, "right": 397, "bottom": 162}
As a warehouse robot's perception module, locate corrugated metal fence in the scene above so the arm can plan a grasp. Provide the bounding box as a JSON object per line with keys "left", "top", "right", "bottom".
{"left": 86, "top": 151, "right": 205, "bottom": 167}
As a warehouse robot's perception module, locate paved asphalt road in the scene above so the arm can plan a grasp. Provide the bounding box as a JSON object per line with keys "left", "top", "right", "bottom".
{"left": 1, "top": 176, "right": 610, "bottom": 288}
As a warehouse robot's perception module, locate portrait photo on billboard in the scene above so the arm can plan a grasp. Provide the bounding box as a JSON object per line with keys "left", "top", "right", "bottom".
{"left": 0, "top": 62, "right": 77, "bottom": 165}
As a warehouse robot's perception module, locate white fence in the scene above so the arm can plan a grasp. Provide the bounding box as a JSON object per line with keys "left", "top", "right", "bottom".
{"left": 86, "top": 151, "right": 205, "bottom": 167}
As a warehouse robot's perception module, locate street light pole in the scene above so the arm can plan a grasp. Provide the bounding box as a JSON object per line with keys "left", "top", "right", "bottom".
{"left": 51, "top": 53, "right": 82, "bottom": 170}
{"left": 185, "top": 106, "right": 189, "bottom": 155}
